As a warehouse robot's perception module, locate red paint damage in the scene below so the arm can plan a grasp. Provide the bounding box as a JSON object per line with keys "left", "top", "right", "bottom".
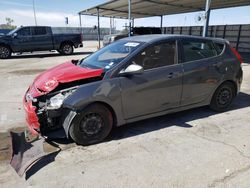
{"left": 24, "top": 60, "right": 103, "bottom": 134}
{"left": 23, "top": 100, "right": 40, "bottom": 135}
{"left": 29, "top": 61, "right": 103, "bottom": 97}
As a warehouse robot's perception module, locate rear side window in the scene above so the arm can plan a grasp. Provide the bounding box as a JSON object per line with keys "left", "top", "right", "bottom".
{"left": 182, "top": 40, "right": 217, "bottom": 62}
{"left": 32, "top": 27, "right": 47, "bottom": 35}
{"left": 214, "top": 42, "right": 224, "bottom": 55}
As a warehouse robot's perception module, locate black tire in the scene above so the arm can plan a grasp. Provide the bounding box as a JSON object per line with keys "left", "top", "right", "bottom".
{"left": 210, "top": 82, "right": 236, "bottom": 112}
{"left": 59, "top": 43, "right": 74, "bottom": 55}
{"left": 69, "top": 104, "right": 113, "bottom": 146}
{"left": 0, "top": 45, "right": 11, "bottom": 59}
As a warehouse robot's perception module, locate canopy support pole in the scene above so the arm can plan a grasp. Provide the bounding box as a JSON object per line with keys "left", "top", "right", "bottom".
{"left": 97, "top": 7, "right": 101, "bottom": 48}
{"left": 79, "top": 13, "right": 83, "bottom": 35}
{"left": 160, "top": 15, "right": 163, "bottom": 33}
{"left": 79, "top": 13, "right": 82, "bottom": 27}
{"left": 202, "top": 0, "right": 211, "bottom": 37}
{"left": 128, "top": 0, "right": 131, "bottom": 37}
{"left": 110, "top": 17, "right": 112, "bottom": 34}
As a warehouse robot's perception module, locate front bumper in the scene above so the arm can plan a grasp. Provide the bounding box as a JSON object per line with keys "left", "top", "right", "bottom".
{"left": 23, "top": 97, "right": 40, "bottom": 135}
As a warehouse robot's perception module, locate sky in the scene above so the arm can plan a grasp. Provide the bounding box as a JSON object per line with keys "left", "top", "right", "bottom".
{"left": 0, "top": 0, "right": 250, "bottom": 30}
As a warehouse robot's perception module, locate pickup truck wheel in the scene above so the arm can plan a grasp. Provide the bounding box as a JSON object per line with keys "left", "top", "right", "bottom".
{"left": 69, "top": 104, "right": 113, "bottom": 146}
{"left": 60, "top": 43, "right": 74, "bottom": 55}
{"left": 0, "top": 46, "right": 11, "bottom": 59}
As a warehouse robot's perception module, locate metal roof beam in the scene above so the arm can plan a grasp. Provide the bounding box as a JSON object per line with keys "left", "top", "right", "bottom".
{"left": 98, "top": 7, "right": 159, "bottom": 17}
{"left": 99, "top": 0, "right": 144, "bottom": 13}
{"left": 144, "top": 0, "right": 203, "bottom": 11}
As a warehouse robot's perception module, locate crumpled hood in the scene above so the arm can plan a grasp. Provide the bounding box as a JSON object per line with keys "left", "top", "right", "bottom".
{"left": 29, "top": 61, "right": 103, "bottom": 97}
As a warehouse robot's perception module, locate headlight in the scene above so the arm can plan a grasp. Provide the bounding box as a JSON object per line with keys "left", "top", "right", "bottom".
{"left": 47, "top": 90, "right": 75, "bottom": 110}
{"left": 48, "top": 93, "right": 65, "bottom": 109}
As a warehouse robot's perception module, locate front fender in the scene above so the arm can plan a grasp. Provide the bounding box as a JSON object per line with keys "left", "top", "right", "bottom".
{"left": 62, "top": 78, "right": 125, "bottom": 126}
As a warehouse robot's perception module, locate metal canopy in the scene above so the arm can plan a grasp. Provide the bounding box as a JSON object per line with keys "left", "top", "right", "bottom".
{"left": 79, "top": 0, "right": 250, "bottom": 19}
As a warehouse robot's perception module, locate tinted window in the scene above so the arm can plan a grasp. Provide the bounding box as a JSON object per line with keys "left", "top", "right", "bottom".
{"left": 214, "top": 42, "right": 224, "bottom": 55}
{"left": 17, "top": 28, "right": 31, "bottom": 36}
{"left": 133, "top": 28, "right": 151, "bottom": 35}
{"left": 131, "top": 41, "right": 176, "bottom": 70}
{"left": 182, "top": 40, "right": 217, "bottom": 62}
{"left": 132, "top": 27, "right": 161, "bottom": 35}
{"left": 32, "top": 27, "right": 47, "bottom": 35}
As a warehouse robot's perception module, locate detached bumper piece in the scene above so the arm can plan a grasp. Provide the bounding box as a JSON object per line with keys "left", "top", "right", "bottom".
{"left": 10, "top": 131, "right": 60, "bottom": 177}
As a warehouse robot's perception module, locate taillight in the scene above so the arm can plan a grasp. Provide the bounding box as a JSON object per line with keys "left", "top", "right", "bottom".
{"left": 230, "top": 47, "right": 243, "bottom": 64}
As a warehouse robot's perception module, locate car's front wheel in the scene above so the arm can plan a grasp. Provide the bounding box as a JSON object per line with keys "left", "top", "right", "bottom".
{"left": 69, "top": 104, "right": 113, "bottom": 146}
{"left": 210, "top": 82, "right": 236, "bottom": 112}
{"left": 0, "top": 45, "right": 11, "bottom": 59}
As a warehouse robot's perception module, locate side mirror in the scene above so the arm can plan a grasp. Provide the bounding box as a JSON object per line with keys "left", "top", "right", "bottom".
{"left": 119, "top": 64, "right": 144, "bottom": 76}
{"left": 12, "top": 33, "right": 17, "bottom": 38}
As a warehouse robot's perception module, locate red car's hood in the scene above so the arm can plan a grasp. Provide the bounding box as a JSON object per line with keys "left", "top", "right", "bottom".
{"left": 29, "top": 61, "right": 103, "bottom": 97}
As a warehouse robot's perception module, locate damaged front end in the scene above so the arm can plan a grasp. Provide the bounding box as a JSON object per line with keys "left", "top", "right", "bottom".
{"left": 24, "top": 86, "right": 76, "bottom": 137}
{"left": 23, "top": 60, "right": 104, "bottom": 138}
{"left": 24, "top": 76, "right": 103, "bottom": 138}
{"left": 15, "top": 60, "right": 103, "bottom": 176}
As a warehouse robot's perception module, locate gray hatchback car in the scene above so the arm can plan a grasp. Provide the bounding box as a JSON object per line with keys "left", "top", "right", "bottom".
{"left": 24, "top": 35, "right": 243, "bottom": 145}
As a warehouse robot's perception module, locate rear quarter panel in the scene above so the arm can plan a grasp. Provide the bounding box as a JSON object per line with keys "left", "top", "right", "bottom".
{"left": 217, "top": 43, "right": 243, "bottom": 92}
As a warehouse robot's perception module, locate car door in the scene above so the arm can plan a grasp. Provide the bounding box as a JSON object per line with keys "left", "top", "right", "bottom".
{"left": 180, "top": 39, "right": 223, "bottom": 106}
{"left": 12, "top": 27, "right": 33, "bottom": 52}
{"left": 119, "top": 40, "right": 183, "bottom": 119}
{"left": 31, "top": 27, "right": 53, "bottom": 50}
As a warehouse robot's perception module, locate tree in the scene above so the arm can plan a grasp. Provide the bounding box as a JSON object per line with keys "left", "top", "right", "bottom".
{"left": 0, "top": 17, "right": 17, "bottom": 29}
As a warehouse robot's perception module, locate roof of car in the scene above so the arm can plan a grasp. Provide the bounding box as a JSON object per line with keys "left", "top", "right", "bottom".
{"left": 121, "top": 34, "right": 227, "bottom": 44}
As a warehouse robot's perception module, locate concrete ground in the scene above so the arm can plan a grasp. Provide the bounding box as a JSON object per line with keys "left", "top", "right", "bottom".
{"left": 0, "top": 41, "right": 250, "bottom": 188}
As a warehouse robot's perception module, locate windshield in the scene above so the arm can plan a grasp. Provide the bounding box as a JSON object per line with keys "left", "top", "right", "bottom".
{"left": 79, "top": 40, "right": 142, "bottom": 70}
{"left": 7, "top": 28, "right": 19, "bottom": 35}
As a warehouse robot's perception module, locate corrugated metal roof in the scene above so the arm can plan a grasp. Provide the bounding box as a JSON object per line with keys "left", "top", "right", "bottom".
{"left": 79, "top": 0, "right": 250, "bottom": 19}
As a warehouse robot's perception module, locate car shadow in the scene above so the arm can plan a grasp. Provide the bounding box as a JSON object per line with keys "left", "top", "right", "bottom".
{"left": 9, "top": 51, "right": 93, "bottom": 59}
{"left": 25, "top": 150, "right": 61, "bottom": 180}
{"left": 23, "top": 92, "right": 250, "bottom": 179}
{"left": 109, "top": 92, "right": 250, "bottom": 141}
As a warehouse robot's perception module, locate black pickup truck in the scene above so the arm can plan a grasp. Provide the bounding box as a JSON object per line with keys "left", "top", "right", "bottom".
{"left": 0, "top": 26, "right": 83, "bottom": 59}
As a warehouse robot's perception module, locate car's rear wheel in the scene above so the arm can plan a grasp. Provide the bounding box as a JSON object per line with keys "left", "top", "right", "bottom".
{"left": 69, "top": 104, "right": 113, "bottom": 146}
{"left": 0, "top": 45, "right": 11, "bottom": 59}
{"left": 59, "top": 43, "right": 74, "bottom": 55}
{"left": 210, "top": 82, "right": 236, "bottom": 112}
